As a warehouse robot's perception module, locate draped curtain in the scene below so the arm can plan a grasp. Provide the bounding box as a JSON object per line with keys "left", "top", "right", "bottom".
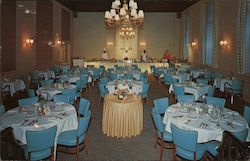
{"left": 183, "top": 12, "right": 190, "bottom": 61}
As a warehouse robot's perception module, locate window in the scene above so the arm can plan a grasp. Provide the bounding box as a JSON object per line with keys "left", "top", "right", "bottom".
{"left": 183, "top": 13, "right": 190, "bottom": 60}
{"left": 245, "top": 2, "right": 250, "bottom": 75}
{"left": 203, "top": 2, "right": 214, "bottom": 66}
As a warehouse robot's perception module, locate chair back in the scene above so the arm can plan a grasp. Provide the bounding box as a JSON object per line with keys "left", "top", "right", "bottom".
{"left": 171, "top": 123, "right": 197, "bottom": 152}
{"left": 243, "top": 105, "right": 250, "bottom": 124}
{"left": 204, "top": 71, "right": 212, "bottom": 79}
{"left": 110, "top": 73, "right": 118, "bottom": 80}
{"left": 26, "top": 125, "right": 57, "bottom": 153}
{"left": 80, "top": 68, "right": 89, "bottom": 75}
{"left": 177, "top": 95, "right": 194, "bottom": 104}
{"left": 53, "top": 95, "right": 70, "bottom": 104}
{"left": 232, "top": 129, "right": 249, "bottom": 142}
{"left": 62, "top": 88, "right": 77, "bottom": 103}
{"left": 18, "top": 96, "right": 38, "bottom": 106}
{"left": 151, "top": 108, "right": 164, "bottom": 133}
{"left": 28, "top": 89, "right": 36, "bottom": 97}
{"left": 207, "top": 86, "right": 215, "bottom": 96}
{"left": 78, "top": 111, "right": 91, "bottom": 137}
{"left": 100, "top": 77, "right": 109, "bottom": 86}
{"left": 30, "top": 71, "right": 40, "bottom": 80}
{"left": 98, "top": 82, "right": 108, "bottom": 97}
{"left": 40, "top": 79, "right": 53, "bottom": 87}
{"left": 153, "top": 97, "right": 169, "bottom": 114}
{"left": 76, "top": 80, "right": 84, "bottom": 91}
{"left": 173, "top": 84, "right": 185, "bottom": 95}
{"left": 140, "top": 77, "right": 148, "bottom": 84}
{"left": 163, "top": 73, "right": 173, "bottom": 85}
{"left": 79, "top": 98, "right": 90, "bottom": 116}
{"left": 0, "top": 105, "right": 5, "bottom": 114}
{"left": 232, "top": 80, "right": 244, "bottom": 91}
{"left": 206, "top": 96, "right": 226, "bottom": 107}
{"left": 141, "top": 83, "right": 149, "bottom": 98}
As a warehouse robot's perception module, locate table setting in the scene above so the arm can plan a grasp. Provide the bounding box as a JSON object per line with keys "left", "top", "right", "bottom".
{"left": 106, "top": 79, "right": 143, "bottom": 95}
{"left": 163, "top": 102, "right": 249, "bottom": 143}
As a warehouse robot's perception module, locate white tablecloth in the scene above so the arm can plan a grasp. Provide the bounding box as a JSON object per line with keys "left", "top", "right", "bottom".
{"left": 169, "top": 83, "right": 210, "bottom": 101}
{"left": 213, "top": 78, "right": 232, "bottom": 92}
{"left": 1, "top": 79, "right": 26, "bottom": 96}
{"left": 190, "top": 70, "right": 204, "bottom": 79}
{"left": 163, "top": 103, "right": 249, "bottom": 143}
{"left": 106, "top": 80, "right": 143, "bottom": 95}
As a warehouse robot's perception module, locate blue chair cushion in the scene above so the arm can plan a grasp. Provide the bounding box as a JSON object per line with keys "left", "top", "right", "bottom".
{"left": 24, "top": 145, "right": 51, "bottom": 161}
{"left": 57, "top": 130, "right": 85, "bottom": 146}
{"left": 176, "top": 143, "right": 206, "bottom": 160}
{"left": 206, "top": 140, "right": 220, "bottom": 157}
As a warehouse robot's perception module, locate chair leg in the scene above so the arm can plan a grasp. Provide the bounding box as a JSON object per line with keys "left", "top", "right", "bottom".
{"left": 84, "top": 137, "right": 89, "bottom": 155}
{"left": 76, "top": 138, "right": 80, "bottom": 161}
{"left": 173, "top": 145, "right": 177, "bottom": 161}
{"left": 50, "top": 148, "right": 54, "bottom": 161}
{"left": 160, "top": 133, "right": 164, "bottom": 161}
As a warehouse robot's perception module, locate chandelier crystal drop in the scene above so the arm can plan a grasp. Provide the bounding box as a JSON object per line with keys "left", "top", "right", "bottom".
{"left": 104, "top": 0, "right": 144, "bottom": 39}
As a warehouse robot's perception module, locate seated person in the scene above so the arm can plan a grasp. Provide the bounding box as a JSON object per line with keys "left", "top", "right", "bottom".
{"left": 141, "top": 50, "right": 148, "bottom": 62}
{"left": 101, "top": 48, "right": 109, "bottom": 60}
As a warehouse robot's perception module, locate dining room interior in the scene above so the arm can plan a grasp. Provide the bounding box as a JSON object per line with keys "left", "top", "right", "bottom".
{"left": 1, "top": 0, "right": 250, "bottom": 160}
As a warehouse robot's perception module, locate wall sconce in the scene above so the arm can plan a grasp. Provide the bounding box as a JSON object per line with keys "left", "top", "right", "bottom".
{"left": 48, "top": 40, "right": 65, "bottom": 47}
{"left": 140, "top": 42, "right": 146, "bottom": 46}
{"left": 25, "top": 38, "right": 35, "bottom": 46}
{"left": 107, "top": 41, "right": 113, "bottom": 45}
{"left": 219, "top": 40, "right": 228, "bottom": 48}
{"left": 191, "top": 42, "right": 197, "bottom": 48}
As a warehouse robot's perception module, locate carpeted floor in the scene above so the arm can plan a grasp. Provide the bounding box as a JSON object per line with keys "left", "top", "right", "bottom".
{"left": 57, "top": 76, "right": 175, "bottom": 161}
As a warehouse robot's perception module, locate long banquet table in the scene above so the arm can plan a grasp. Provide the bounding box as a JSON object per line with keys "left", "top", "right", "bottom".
{"left": 102, "top": 94, "right": 143, "bottom": 138}
{"left": 72, "top": 60, "right": 169, "bottom": 73}
{"left": 163, "top": 103, "right": 249, "bottom": 143}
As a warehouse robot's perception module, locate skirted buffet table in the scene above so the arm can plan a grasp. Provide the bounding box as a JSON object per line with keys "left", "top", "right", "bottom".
{"left": 102, "top": 94, "right": 143, "bottom": 138}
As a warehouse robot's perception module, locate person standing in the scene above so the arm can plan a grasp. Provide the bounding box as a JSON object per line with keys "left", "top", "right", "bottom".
{"left": 141, "top": 50, "right": 148, "bottom": 62}
{"left": 101, "top": 48, "right": 109, "bottom": 60}
{"left": 163, "top": 49, "right": 172, "bottom": 63}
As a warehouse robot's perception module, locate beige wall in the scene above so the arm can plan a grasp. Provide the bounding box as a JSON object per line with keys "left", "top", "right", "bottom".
{"left": 182, "top": 0, "right": 250, "bottom": 103}
{"left": 16, "top": 1, "right": 36, "bottom": 73}
{"left": 2, "top": 1, "right": 72, "bottom": 78}
{"left": 72, "top": 12, "right": 180, "bottom": 60}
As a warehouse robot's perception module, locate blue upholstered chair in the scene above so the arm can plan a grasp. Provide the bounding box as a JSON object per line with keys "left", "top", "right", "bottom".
{"left": 92, "top": 68, "right": 101, "bottom": 82}
{"left": 40, "top": 79, "right": 53, "bottom": 87}
{"left": 98, "top": 82, "right": 108, "bottom": 101}
{"left": 57, "top": 111, "right": 91, "bottom": 160}
{"left": 62, "top": 88, "right": 77, "bottom": 104}
{"left": 173, "top": 84, "right": 185, "bottom": 96}
{"left": 27, "top": 89, "right": 36, "bottom": 97}
{"left": 140, "top": 83, "right": 150, "bottom": 101}
{"left": 224, "top": 80, "right": 244, "bottom": 104}
{"left": 206, "top": 96, "right": 226, "bottom": 108}
{"left": 139, "top": 77, "right": 148, "bottom": 84}
{"left": 25, "top": 125, "right": 57, "bottom": 161}
{"left": 80, "top": 68, "right": 89, "bottom": 75}
{"left": 170, "top": 123, "right": 206, "bottom": 161}
{"left": 110, "top": 73, "right": 118, "bottom": 80}
{"left": 80, "top": 75, "right": 89, "bottom": 91}
{"left": 18, "top": 96, "right": 39, "bottom": 106}
{"left": 152, "top": 108, "right": 173, "bottom": 161}
{"left": 79, "top": 98, "right": 90, "bottom": 117}
{"left": 100, "top": 77, "right": 109, "bottom": 86}
{"left": 243, "top": 105, "right": 250, "bottom": 125}
{"left": 0, "top": 105, "right": 5, "bottom": 114}
{"left": 53, "top": 95, "right": 70, "bottom": 104}
{"left": 206, "top": 128, "right": 249, "bottom": 157}
{"left": 153, "top": 97, "right": 169, "bottom": 114}
{"left": 76, "top": 80, "right": 84, "bottom": 93}
{"left": 163, "top": 73, "right": 173, "bottom": 86}
{"left": 207, "top": 86, "right": 215, "bottom": 97}
{"left": 177, "top": 95, "right": 195, "bottom": 104}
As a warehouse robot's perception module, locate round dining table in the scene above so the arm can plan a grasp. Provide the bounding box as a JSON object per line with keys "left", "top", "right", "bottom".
{"left": 102, "top": 94, "right": 143, "bottom": 138}
{"left": 0, "top": 102, "right": 78, "bottom": 159}
{"left": 163, "top": 103, "right": 249, "bottom": 143}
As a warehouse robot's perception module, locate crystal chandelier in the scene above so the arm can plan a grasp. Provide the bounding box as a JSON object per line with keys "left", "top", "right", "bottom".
{"left": 105, "top": 0, "right": 144, "bottom": 38}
